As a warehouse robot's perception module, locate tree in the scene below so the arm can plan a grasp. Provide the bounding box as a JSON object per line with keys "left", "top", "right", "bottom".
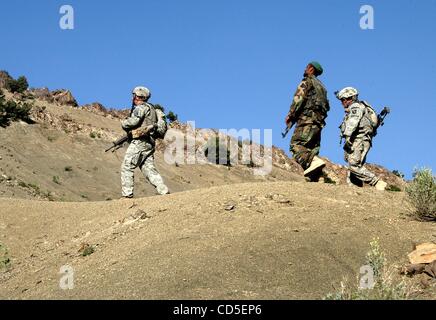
{"left": 0, "top": 89, "right": 33, "bottom": 127}
{"left": 154, "top": 104, "right": 165, "bottom": 113}
{"left": 7, "top": 76, "right": 29, "bottom": 93}
{"left": 167, "top": 111, "right": 178, "bottom": 123}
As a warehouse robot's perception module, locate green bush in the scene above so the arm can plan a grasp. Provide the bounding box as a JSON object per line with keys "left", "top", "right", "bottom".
{"left": 167, "top": 111, "right": 178, "bottom": 123}
{"left": 392, "top": 170, "right": 405, "bottom": 179}
{"left": 7, "top": 76, "right": 29, "bottom": 93}
{"left": 386, "top": 185, "right": 402, "bottom": 192}
{"left": 405, "top": 168, "right": 436, "bottom": 221}
{"left": 154, "top": 104, "right": 165, "bottom": 113}
{"left": 52, "top": 176, "right": 61, "bottom": 185}
{"left": 204, "top": 136, "right": 232, "bottom": 166}
{"left": 0, "top": 243, "right": 11, "bottom": 271}
{"left": 0, "top": 89, "right": 33, "bottom": 127}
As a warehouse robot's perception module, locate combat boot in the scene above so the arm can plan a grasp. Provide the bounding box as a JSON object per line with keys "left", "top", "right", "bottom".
{"left": 304, "top": 156, "right": 326, "bottom": 176}
{"left": 375, "top": 180, "right": 387, "bottom": 191}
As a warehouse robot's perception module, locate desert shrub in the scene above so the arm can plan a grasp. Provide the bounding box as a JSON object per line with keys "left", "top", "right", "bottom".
{"left": 167, "top": 111, "right": 178, "bottom": 123}
{"left": 324, "top": 239, "right": 414, "bottom": 300}
{"left": 204, "top": 136, "right": 232, "bottom": 166}
{"left": 322, "top": 173, "right": 336, "bottom": 184}
{"left": 18, "top": 181, "right": 28, "bottom": 188}
{"left": 365, "top": 238, "right": 386, "bottom": 279}
{"left": 405, "top": 168, "right": 436, "bottom": 221}
{"left": 392, "top": 170, "right": 405, "bottom": 179}
{"left": 154, "top": 104, "right": 165, "bottom": 112}
{"left": 0, "top": 90, "right": 33, "bottom": 127}
{"left": 79, "top": 243, "right": 95, "bottom": 257}
{"left": 52, "top": 176, "right": 61, "bottom": 185}
{"left": 6, "top": 76, "right": 29, "bottom": 93}
{"left": 386, "top": 185, "right": 402, "bottom": 192}
{"left": 0, "top": 243, "right": 11, "bottom": 271}
{"left": 89, "top": 132, "right": 97, "bottom": 139}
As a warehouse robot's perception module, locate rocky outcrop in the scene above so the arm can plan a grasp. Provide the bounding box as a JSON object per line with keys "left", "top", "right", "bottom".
{"left": 28, "top": 87, "right": 54, "bottom": 103}
{"left": 30, "top": 105, "right": 115, "bottom": 140}
{"left": 81, "top": 102, "right": 130, "bottom": 120}
{"left": 0, "top": 71, "right": 13, "bottom": 89}
{"left": 51, "top": 89, "right": 78, "bottom": 107}
{"left": 81, "top": 102, "right": 107, "bottom": 116}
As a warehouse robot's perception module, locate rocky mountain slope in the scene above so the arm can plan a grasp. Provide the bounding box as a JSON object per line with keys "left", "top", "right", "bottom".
{"left": 1, "top": 77, "right": 429, "bottom": 300}
{"left": 0, "top": 82, "right": 404, "bottom": 202}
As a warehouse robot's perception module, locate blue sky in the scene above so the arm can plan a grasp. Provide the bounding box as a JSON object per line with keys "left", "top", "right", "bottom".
{"left": 1, "top": 0, "right": 435, "bottom": 178}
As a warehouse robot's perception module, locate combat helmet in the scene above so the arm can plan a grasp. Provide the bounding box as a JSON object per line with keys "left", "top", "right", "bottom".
{"left": 335, "top": 87, "right": 358, "bottom": 100}
{"left": 132, "top": 86, "right": 151, "bottom": 100}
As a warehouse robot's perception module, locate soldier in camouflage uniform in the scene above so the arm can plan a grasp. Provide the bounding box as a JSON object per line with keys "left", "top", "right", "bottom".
{"left": 120, "top": 86, "right": 169, "bottom": 198}
{"left": 285, "top": 61, "right": 330, "bottom": 177}
{"left": 336, "top": 87, "right": 387, "bottom": 190}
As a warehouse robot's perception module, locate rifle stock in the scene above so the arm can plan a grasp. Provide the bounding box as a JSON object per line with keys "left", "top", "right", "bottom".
{"left": 282, "top": 121, "right": 295, "bottom": 138}
{"left": 378, "top": 107, "right": 390, "bottom": 128}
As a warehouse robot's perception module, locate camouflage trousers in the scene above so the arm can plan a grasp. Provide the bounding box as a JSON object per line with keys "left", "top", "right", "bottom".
{"left": 344, "top": 137, "right": 379, "bottom": 186}
{"left": 121, "top": 140, "right": 169, "bottom": 197}
{"left": 290, "top": 124, "right": 322, "bottom": 170}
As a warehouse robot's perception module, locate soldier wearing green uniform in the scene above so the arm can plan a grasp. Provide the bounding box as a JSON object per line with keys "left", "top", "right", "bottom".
{"left": 285, "top": 62, "right": 330, "bottom": 177}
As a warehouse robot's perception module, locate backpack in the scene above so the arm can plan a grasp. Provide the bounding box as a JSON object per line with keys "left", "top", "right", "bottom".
{"left": 149, "top": 104, "right": 168, "bottom": 139}
{"left": 361, "top": 100, "right": 379, "bottom": 131}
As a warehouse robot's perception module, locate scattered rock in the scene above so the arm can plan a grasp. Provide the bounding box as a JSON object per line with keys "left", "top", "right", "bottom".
{"left": 225, "top": 204, "right": 236, "bottom": 211}
{"left": 265, "top": 193, "right": 294, "bottom": 206}
{"left": 408, "top": 243, "right": 436, "bottom": 264}
{"left": 401, "top": 261, "right": 436, "bottom": 278}
{"left": 131, "top": 209, "right": 150, "bottom": 220}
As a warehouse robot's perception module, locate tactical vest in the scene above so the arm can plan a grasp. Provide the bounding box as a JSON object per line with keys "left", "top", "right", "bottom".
{"left": 301, "top": 76, "right": 330, "bottom": 126}
{"left": 131, "top": 103, "right": 157, "bottom": 139}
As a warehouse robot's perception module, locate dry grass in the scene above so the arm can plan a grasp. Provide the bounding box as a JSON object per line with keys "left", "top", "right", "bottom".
{"left": 405, "top": 168, "right": 436, "bottom": 221}
{"left": 325, "top": 239, "right": 417, "bottom": 300}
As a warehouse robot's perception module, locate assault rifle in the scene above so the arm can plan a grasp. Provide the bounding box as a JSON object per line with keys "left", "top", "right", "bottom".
{"left": 105, "top": 133, "right": 131, "bottom": 153}
{"left": 105, "top": 102, "right": 135, "bottom": 153}
{"left": 105, "top": 124, "right": 156, "bottom": 153}
{"left": 377, "top": 107, "right": 390, "bottom": 128}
